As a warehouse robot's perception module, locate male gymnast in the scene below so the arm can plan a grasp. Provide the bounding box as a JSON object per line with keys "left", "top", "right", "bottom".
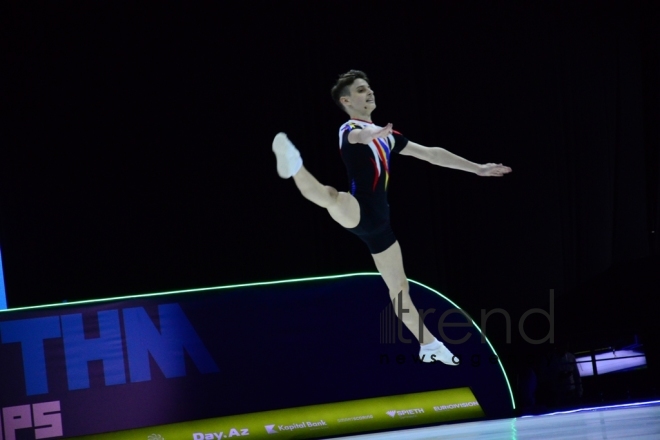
{"left": 272, "top": 70, "right": 512, "bottom": 365}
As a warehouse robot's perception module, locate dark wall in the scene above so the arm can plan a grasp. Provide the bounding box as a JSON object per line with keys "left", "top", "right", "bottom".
{"left": 2, "top": 1, "right": 658, "bottom": 358}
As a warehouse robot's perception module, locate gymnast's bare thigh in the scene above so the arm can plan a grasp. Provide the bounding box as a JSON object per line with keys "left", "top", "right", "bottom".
{"left": 327, "top": 190, "right": 360, "bottom": 229}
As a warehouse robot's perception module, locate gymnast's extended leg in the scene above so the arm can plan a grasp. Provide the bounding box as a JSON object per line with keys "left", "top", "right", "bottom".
{"left": 372, "top": 241, "right": 458, "bottom": 365}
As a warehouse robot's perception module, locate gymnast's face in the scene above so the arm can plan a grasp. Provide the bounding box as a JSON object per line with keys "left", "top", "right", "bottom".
{"left": 341, "top": 78, "right": 376, "bottom": 116}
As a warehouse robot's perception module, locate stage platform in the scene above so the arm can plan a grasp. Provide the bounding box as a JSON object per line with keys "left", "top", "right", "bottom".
{"left": 1, "top": 273, "right": 517, "bottom": 439}
{"left": 330, "top": 401, "right": 660, "bottom": 439}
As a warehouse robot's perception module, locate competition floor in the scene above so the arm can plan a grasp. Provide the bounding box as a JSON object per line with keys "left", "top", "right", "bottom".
{"left": 330, "top": 401, "right": 660, "bottom": 439}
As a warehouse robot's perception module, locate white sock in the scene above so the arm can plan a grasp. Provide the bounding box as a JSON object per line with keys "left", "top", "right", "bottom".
{"left": 420, "top": 338, "right": 441, "bottom": 351}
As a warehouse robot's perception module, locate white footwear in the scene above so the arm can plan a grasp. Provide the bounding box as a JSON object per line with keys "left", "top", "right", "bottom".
{"left": 272, "top": 132, "right": 302, "bottom": 178}
{"left": 419, "top": 340, "right": 459, "bottom": 366}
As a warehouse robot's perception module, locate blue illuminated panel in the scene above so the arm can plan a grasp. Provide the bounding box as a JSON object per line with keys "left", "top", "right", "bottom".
{"left": 0, "top": 247, "right": 6, "bottom": 309}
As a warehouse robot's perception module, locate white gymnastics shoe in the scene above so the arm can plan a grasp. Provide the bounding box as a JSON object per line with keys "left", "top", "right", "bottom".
{"left": 272, "top": 132, "right": 302, "bottom": 178}
{"left": 419, "top": 339, "right": 459, "bottom": 366}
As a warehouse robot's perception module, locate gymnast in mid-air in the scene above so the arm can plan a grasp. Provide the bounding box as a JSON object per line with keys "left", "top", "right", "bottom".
{"left": 273, "top": 70, "right": 512, "bottom": 365}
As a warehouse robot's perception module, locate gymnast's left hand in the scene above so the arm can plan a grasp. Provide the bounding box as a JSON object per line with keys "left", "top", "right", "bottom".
{"left": 476, "top": 163, "right": 512, "bottom": 177}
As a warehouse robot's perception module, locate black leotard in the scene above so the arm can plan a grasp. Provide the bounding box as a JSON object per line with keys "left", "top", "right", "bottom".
{"left": 338, "top": 119, "right": 409, "bottom": 254}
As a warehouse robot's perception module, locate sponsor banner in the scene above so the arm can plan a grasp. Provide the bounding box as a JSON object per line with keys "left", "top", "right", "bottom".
{"left": 70, "top": 387, "right": 484, "bottom": 439}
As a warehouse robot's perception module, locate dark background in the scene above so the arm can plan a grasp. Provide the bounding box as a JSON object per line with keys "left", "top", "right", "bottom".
{"left": 3, "top": 0, "right": 659, "bottom": 412}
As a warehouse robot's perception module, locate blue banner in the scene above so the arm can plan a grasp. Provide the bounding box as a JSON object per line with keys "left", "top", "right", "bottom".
{"left": 0, "top": 274, "right": 514, "bottom": 439}
{"left": 0, "top": 247, "right": 6, "bottom": 310}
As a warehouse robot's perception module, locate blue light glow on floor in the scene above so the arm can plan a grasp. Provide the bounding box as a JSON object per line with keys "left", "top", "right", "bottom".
{"left": 521, "top": 399, "right": 660, "bottom": 417}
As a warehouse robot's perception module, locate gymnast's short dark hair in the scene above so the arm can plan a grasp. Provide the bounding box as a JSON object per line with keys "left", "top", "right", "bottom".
{"left": 330, "top": 70, "right": 370, "bottom": 112}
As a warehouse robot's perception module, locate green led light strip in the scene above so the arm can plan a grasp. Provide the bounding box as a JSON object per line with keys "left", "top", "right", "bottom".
{"left": 0, "top": 272, "right": 515, "bottom": 410}
{"left": 0, "top": 272, "right": 377, "bottom": 312}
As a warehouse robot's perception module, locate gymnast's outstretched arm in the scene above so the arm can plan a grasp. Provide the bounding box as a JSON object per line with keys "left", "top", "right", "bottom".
{"left": 400, "top": 141, "right": 512, "bottom": 177}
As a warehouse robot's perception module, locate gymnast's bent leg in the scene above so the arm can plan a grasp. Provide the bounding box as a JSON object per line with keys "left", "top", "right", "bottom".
{"left": 273, "top": 132, "right": 360, "bottom": 228}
